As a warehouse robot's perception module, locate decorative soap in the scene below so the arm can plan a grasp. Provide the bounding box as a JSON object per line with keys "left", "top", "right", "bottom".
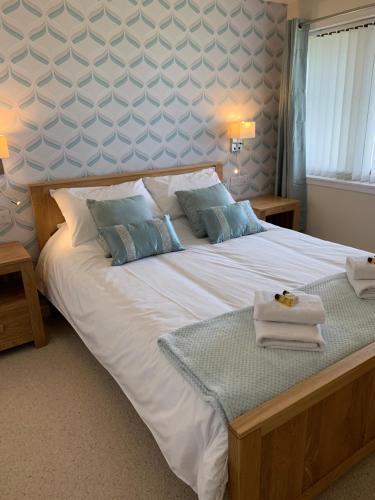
{"left": 275, "top": 292, "right": 298, "bottom": 307}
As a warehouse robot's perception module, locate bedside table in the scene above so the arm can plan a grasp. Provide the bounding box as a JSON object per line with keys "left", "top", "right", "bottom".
{"left": 250, "top": 195, "right": 301, "bottom": 230}
{"left": 0, "top": 241, "right": 47, "bottom": 351}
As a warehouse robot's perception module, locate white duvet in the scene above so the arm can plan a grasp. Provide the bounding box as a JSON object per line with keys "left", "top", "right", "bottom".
{"left": 36, "top": 219, "right": 368, "bottom": 500}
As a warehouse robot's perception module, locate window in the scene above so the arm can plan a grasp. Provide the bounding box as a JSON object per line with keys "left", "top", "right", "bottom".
{"left": 306, "top": 24, "right": 375, "bottom": 183}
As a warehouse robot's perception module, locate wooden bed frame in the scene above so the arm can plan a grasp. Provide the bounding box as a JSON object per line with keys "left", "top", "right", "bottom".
{"left": 29, "top": 162, "right": 375, "bottom": 500}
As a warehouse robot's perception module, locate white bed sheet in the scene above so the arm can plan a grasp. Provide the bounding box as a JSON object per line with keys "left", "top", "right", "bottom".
{"left": 36, "top": 219, "right": 368, "bottom": 500}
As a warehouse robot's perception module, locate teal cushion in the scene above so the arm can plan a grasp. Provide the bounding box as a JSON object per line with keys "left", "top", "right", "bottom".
{"left": 200, "top": 201, "right": 265, "bottom": 244}
{"left": 87, "top": 195, "right": 153, "bottom": 229}
{"left": 175, "top": 183, "right": 233, "bottom": 238}
{"left": 98, "top": 215, "right": 185, "bottom": 266}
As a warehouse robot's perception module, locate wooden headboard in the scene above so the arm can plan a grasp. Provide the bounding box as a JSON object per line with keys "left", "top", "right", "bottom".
{"left": 29, "top": 161, "right": 223, "bottom": 250}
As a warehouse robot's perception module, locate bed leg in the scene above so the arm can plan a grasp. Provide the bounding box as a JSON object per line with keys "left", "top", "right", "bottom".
{"left": 228, "top": 428, "right": 261, "bottom": 500}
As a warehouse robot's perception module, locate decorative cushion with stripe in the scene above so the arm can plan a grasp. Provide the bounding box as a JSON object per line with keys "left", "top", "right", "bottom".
{"left": 98, "top": 215, "right": 185, "bottom": 266}
{"left": 199, "top": 201, "right": 265, "bottom": 244}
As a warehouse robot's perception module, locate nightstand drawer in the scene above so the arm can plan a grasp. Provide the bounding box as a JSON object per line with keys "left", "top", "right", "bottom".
{"left": 0, "top": 306, "right": 33, "bottom": 351}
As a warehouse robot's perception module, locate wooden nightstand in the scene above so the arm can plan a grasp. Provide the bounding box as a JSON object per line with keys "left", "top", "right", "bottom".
{"left": 0, "top": 241, "right": 47, "bottom": 351}
{"left": 250, "top": 195, "right": 301, "bottom": 230}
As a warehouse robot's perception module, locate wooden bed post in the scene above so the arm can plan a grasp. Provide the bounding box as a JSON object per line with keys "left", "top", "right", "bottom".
{"left": 228, "top": 428, "right": 261, "bottom": 500}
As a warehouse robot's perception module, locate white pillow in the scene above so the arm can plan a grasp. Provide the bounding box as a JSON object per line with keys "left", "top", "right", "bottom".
{"left": 51, "top": 179, "right": 162, "bottom": 247}
{"left": 143, "top": 168, "right": 232, "bottom": 219}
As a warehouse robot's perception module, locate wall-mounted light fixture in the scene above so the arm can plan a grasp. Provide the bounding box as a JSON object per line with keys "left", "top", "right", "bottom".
{"left": 0, "top": 135, "right": 20, "bottom": 206}
{"left": 228, "top": 121, "right": 256, "bottom": 153}
{"left": 0, "top": 135, "right": 9, "bottom": 175}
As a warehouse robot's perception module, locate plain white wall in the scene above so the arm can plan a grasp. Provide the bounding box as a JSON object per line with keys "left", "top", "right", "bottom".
{"left": 307, "top": 184, "right": 375, "bottom": 253}
{"left": 288, "top": 0, "right": 372, "bottom": 19}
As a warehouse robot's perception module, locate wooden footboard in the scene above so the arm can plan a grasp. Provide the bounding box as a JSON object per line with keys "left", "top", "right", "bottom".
{"left": 228, "top": 342, "right": 375, "bottom": 500}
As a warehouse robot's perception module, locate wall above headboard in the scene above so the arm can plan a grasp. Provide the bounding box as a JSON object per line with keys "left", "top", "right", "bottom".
{"left": 0, "top": 0, "right": 286, "bottom": 255}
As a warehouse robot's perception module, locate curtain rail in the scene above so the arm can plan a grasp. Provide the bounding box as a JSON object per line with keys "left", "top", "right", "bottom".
{"left": 316, "top": 21, "right": 375, "bottom": 37}
{"left": 299, "top": 3, "right": 375, "bottom": 27}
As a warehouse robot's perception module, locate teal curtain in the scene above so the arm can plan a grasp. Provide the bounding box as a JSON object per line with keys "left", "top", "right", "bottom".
{"left": 275, "top": 19, "right": 310, "bottom": 230}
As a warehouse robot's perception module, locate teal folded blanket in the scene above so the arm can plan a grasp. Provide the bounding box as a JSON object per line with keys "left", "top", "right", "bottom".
{"left": 158, "top": 273, "right": 375, "bottom": 423}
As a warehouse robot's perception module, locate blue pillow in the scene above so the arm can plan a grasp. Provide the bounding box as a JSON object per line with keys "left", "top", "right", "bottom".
{"left": 87, "top": 195, "right": 153, "bottom": 229}
{"left": 199, "top": 201, "right": 265, "bottom": 244}
{"left": 175, "top": 183, "right": 233, "bottom": 238}
{"left": 98, "top": 215, "right": 185, "bottom": 266}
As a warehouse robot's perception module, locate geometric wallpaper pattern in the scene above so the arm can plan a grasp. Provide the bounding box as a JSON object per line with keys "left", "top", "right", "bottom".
{"left": 0, "top": 0, "right": 286, "bottom": 256}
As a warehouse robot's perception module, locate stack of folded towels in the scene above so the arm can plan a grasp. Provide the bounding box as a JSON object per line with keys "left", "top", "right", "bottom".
{"left": 346, "top": 256, "right": 375, "bottom": 299}
{"left": 253, "top": 291, "right": 326, "bottom": 352}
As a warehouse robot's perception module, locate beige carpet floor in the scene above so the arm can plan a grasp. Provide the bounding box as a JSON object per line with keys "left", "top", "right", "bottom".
{"left": 1, "top": 313, "right": 375, "bottom": 500}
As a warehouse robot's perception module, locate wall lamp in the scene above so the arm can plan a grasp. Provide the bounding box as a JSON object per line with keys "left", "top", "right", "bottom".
{"left": 228, "top": 121, "right": 256, "bottom": 153}
{"left": 0, "top": 135, "right": 21, "bottom": 206}
{"left": 0, "top": 134, "right": 9, "bottom": 174}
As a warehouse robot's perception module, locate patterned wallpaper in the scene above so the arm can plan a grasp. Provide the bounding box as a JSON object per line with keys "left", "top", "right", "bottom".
{"left": 0, "top": 0, "right": 286, "bottom": 255}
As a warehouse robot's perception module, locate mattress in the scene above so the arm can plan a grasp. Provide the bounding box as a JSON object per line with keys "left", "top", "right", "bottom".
{"left": 36, "top": 218, "right": 368, "bottom": 500}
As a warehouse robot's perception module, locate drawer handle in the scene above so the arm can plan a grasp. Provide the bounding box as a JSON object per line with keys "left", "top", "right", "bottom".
{"left": 0, "top": 324, "right": 4, "bottom": 334}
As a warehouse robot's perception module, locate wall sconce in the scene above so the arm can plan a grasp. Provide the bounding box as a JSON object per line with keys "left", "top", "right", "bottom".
{"left": 0, "top": 135, "right": 9, "bottom": 175}
{"left": 228, "top": 121, "right": 256, "bottom": 153}
{"left": 0, "top": 135, "right": 20, "bottom": 206}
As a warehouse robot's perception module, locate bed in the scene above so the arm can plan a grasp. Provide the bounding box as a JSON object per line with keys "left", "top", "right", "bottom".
{"left": 30, "top": 162, "right": 375, "bottom": 500}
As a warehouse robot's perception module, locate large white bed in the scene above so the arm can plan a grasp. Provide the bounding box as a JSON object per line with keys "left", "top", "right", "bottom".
{"left": 36, "top": 213, "right": 368, "bottom": 500}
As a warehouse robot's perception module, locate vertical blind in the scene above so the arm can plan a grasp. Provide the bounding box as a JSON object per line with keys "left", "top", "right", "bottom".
{"left": 306, "top": 24, "right": 375, "bottom": 183}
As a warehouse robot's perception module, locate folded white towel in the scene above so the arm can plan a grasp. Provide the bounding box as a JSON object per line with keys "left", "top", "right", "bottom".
{"left": 254, "top": 320, "right": 326, "bottom": 352}
{"left": 346, "top": 257, "right": 375, "bottom": 280}
{"left": 347, "top": 268, "right": 375, "bottom": 299}
{"left": 253, "top": 291, "right": 326, "bottom": 325}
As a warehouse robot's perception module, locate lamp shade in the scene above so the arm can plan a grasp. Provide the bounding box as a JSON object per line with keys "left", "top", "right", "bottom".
{"left": 228, "top": 121, "right": 256, "bottom": 139}
{"left": 0, "top": 135, "right": 9, "bottom": 159}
